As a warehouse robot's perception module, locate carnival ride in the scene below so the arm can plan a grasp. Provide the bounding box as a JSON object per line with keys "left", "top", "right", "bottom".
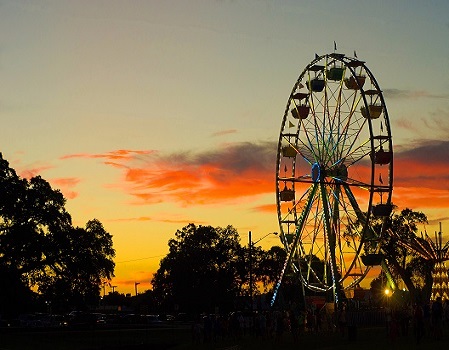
{"left": 272, "top": 51, "right": 393, "bottom": 307}
{"left": 390, "top": 223, "right": 449, "bottom": 300}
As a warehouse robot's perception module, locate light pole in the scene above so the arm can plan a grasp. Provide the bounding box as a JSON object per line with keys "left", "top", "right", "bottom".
{"left": 248, "top": 231, "right": 278, "bottom": 312}
{"left": 102, "top": 282, "right": 107, "bottom": 298}
{"left": 135, "top": 282, "right": 140, "bottom": 296}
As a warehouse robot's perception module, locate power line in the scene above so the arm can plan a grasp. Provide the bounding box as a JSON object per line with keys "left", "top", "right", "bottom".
{"left": 115, "top": 254, "right": 165, "bottom": 264}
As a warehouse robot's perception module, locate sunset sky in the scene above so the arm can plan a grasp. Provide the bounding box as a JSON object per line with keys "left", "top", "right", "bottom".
{"left": 1, "top": 0, "right": 449, "bottom": 295}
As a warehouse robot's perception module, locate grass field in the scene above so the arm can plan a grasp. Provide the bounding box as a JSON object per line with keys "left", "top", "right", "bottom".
{"left": 1, "top": 324, "right": 448, "bottom": 350}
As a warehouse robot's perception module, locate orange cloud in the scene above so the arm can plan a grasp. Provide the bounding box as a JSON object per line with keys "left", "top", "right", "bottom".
{"left": 15, "top": 161, "right": 79, "bottom": 199}
{"left": 52, "top": 177, "right": 81, "bottom": 199}
{"left": 394, "top": 140, "right": 449, "bottom": 192}
{"left": 392, "top": 187, "right": 449, "bottom": 210}
{"left": 253, "top": 203, "right": 277, "bottom": 213}
{"left": 18, "top": 164, "right": 53, "bottom": 179}
{"left": 61, "top": 140, "right": 449, "bottom": 217}
{"left": 63, "top": 143, "right": 276, "bottom": 206}
{"left": 109, "top": 216, "right": 152, "bottom": 222}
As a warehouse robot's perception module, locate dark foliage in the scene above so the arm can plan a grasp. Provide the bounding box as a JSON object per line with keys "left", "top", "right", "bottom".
{"left": 0, "top": 153, "right": 115, "bottom": 314}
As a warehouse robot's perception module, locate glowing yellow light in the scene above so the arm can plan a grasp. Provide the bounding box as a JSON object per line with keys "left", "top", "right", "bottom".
{"left": 385, "top": 289, "right": 390, "bottom": 296}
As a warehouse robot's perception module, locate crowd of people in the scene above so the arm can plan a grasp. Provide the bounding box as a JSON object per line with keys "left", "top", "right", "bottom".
{"left": 190, "top": 297, "right": 449, "bottom": 346}
{"left": 191, "top": 306, "right": 333, "bottom": 345}
{"left": 386, "top": 296, "right": 448, "bottom": 344}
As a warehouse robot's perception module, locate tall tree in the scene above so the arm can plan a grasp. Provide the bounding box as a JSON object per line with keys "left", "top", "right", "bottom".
{"left": 380, "top": 208, "right": 431, "bottom": 301}
{"left": 39, "top": 219, "right": 115, "bottom": 310}
{"left": 152, "top": 224, "right": 244, "bottom": 314}
{"left": 257, "top": 245, "right": 286, "bottom": 291}
{"left": 0, "top": 153, "right": 115, "bottom": 312}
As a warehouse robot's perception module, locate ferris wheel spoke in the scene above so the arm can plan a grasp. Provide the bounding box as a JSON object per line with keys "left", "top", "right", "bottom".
{"left": 336, "top": 117, "right": 369, "bottom": 164}
{"left": 301, "top": 108, "right": 323, "bottom": 162}
{"left": 332, "top": 183, "right": 365, "bottom": 279}
{"left": 280, "top": 183, "right": 319, "bottom": 279}
{"left": 307, "top": 79, "right": 326, "bottom": 161}
{"left": 279, "top": 185, "right": 311, "bottom": 224}
{"left": 319, "top": 182, "right": 342, "bottom": 294}
{"left": 341, "top": 176, "right": 372, "bottom": 191}
{"left": 335, "top": 93, "right": 365, "bottom": 162}
{"left": 343, "top": 176, "right": 391, "bottom": 194}
{"left": 341, "top": 183, "right": 370, "bottom": 233}
{"left": 327, "top": 85, "right": 346, "bottom": 163}
{"left": 331, "top": 184, "right": 348, "bottom": 278}
{"left": 282, "top": 135, "right": 314, "bottom": 165}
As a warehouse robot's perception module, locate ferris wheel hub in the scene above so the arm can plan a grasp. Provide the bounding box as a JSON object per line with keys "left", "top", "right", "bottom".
{"left": 311, "top": 162, "right": 348, "bottom": 183}
{"left": 311, "top": 162, "right": 321, "bottom": 182}
{"left": 327, "top": 163, "right": 348, "bottom": 182}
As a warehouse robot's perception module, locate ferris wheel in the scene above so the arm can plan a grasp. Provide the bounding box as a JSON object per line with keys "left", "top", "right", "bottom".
{"left": 274, "top": 52, "right": 393, "bottom": 304}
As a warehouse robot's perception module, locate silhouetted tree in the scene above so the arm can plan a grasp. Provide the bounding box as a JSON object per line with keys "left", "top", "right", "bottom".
{"left": 103, "top": 291, "right": 130, "bottom": 310}
{"left": 257, "top": 245, "right": 286, "bottom": 291}
{"left": 379, "top": 208, "right": 431, "bottom": 302}
{"left": 39, "top": 220, "right": 115, "bottom": 311}
{"left": 0, "top": 153, "right": 115, "bottom": 313}
{"left": 152, "top": 224, "right": 244, "bottom": 314}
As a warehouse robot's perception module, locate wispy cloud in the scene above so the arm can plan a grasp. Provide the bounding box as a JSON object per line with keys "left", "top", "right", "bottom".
{"left": 52, "top": 177, "right": 80, "bottom": 199}
{"left": 428, "top": 216, "right": 449, "bottom": 226}
{"left": 394, "top": 112, "right": 449, "bottom": 144}
{"left": 109, "top": 216, "right": 152, "bottom": 222}
{"left": 61, "top": 149, "right": 156, "bottom": 162}
{"left": 211, "top": 129, "right": 238, "bottom": 137}
{"left": 384, "top": 89, "right": 449, "bottom": 100}
{"left": 395, "top": 117, "right": 418, "bottom": 133}
{"left": 109, "top": 216, "right": 205, "bottom": 224}
{"left": 18, "top": 164, "right": 54, "bottom": 179}
{"left": 16, "top": 162, "right": 80, "bottom": 199}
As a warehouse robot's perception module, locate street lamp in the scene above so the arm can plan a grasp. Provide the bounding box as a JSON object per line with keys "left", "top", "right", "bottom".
{"left": 249, "top": 231, "right": 278, "bottom": 312}
{"left": 135, "top": 282, "right": 140, "bottom": 296}
{"left": 102, "top": 282, "right": 107, "bottom": 297}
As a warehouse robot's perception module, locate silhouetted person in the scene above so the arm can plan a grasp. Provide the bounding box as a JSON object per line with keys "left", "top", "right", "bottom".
{"left": 274, "top": 311, "right": 285, "bottom": 343}
{"left": 192, "top": 316, "right": 202, "bottom": 344}
{"left": 338, "top": 306, "right": 347, "bottom": 337}
{"left": 423, "top": 302, "right": 431, "bottom": 335}
{"left": 290, "top": 311, "right": 299, "bottom": 343}
{"left": 432, "top": 297, "right": 443, "bottom": 340}
{"left": 414, "top": 303, "right": 424, "bottom": 344}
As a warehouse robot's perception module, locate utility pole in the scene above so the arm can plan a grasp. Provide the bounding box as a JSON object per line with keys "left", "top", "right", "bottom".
{"left": 249, "top": 231, "right": 278, "bottom": 312}
{"left": 249, "top": 231, "right": 253, "bottom": 312}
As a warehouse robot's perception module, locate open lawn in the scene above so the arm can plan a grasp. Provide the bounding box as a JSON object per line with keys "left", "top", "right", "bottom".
{"left": 1, "top": 325, "right": 448, "bottom": 350}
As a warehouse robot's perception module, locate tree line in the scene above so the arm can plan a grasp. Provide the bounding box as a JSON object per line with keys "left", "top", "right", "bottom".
{"left": 0, "top": 152, "right": 437, "bottom": 318}
{"left": 149, "top": 210, "right": 436, "bottom": 314}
